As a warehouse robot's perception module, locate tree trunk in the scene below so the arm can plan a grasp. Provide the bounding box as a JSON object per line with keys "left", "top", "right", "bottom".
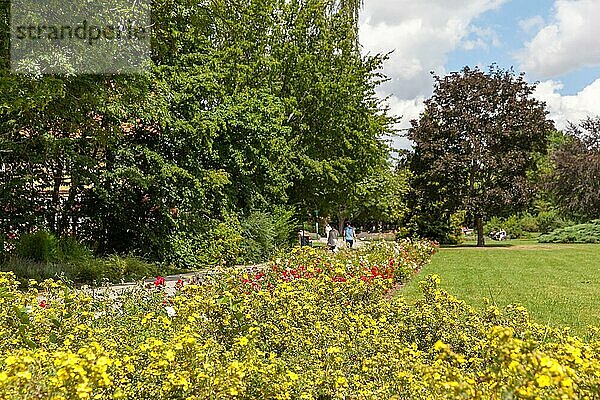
{"left": 475, "top": 214, "right": 485, "bottom": 247}
{"left": 51, "top": 159, "right": 63, "bottom": 235}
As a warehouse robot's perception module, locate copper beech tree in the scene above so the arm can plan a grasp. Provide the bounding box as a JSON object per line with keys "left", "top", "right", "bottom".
{"left": 547, "top": 117, "right": 600, "bottom": 221}
{"left": 408, "top": 66, "right": 555, "bottom": 246}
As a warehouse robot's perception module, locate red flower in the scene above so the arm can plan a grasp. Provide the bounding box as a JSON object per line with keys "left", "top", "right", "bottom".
{"left": 154, "top": 276, "right": 166, "bottom": 287}
{"left": 176, "top": 278, "right": 184, "bottom": 289}
{"left": 39, "top": 300, "right": 47, "bottom": 308}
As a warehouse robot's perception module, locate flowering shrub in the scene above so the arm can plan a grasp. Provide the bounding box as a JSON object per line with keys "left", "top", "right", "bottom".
{"left": 2, "top": 239, "right": 600, "bottom": 399}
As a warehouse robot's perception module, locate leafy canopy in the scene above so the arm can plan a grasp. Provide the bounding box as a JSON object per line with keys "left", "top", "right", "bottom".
{"left": 408, "top": 66, "right": 554, "bottom": 245}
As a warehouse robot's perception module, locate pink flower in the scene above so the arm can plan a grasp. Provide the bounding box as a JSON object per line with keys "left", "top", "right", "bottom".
{"left": 154, "top": 276, "right": 166, "bottom": 287}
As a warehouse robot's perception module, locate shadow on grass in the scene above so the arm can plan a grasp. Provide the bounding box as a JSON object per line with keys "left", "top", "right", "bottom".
{"left": 438, "top": 239, "right": 541, "bottom": 249}
{"left": 440, "top": 242, "right": 515, "bottom": 249}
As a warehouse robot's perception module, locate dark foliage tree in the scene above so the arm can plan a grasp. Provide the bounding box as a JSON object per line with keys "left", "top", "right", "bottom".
{"left": 546, "top": 117, "right": 600, "bottom": 221}
{"left": 408, "top": 66, "right": 554, "bottom": 245}
{"left": 1, "top": 0, "right": 393, "bottom": 265}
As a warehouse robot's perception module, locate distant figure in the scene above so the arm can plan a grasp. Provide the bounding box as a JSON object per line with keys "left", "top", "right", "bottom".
{"left": 327, "top": 225, "right": 339, "bottom": 252}
{"left": 490, "top": 229, "right": 507, "bottom": 241}
{"left": 344, "top": 222, "right": 356, "bottom": 248}
{"left": 498, "top": 229, "right": 507, "bottom": 240}
{"left": 325, "top": 223, "right": 332, "bottom": 240}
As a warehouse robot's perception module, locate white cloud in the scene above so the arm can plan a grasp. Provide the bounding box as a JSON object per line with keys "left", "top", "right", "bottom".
{"left": 518, "top": 15, "right": 544, "bottom": 33}
{"left": 359, "top": 0, "right": 508, "bottom": 149}
{"left": 360, "top": 0, "right": 507, "bottom": 99}
{"left": 385, "top": 96, "right": 427, "bottom": 150}
{"left": 517, "top": 0, "right": 600, "bottom": 78}
{"left": 462, "top": 26, "right": 501, "bottom": 51}
{"left": 533, "top": 78, "right": 600, "bottom": 130}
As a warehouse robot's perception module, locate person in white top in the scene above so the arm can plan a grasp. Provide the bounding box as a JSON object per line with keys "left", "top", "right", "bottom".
{"left": 325, "top": 223, "right": 332, "bottom": 239}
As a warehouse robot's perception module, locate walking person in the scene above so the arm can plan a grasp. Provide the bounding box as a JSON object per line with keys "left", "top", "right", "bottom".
{"left": 327, "top": 224, "right": 339, "bottom": 252}
{"left": 325, "top": 223, "right": 332, "bottom": 241}
{"left": 344, "top": 221, "right": 356, "bottom": 248}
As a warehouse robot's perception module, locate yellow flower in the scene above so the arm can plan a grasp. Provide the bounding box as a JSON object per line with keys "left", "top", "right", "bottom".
{"left": 536, "top": 374, "right": 552, "bottom": 388}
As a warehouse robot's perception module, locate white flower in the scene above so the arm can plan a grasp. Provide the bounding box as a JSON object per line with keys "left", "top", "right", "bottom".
{"left": 165, "top": 306, "right": 177, "bottom": 317}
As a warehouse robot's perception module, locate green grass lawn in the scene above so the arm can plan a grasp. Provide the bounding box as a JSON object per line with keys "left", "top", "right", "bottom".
{"left": 401, "top": 239, "right": 600, "bottom": 335}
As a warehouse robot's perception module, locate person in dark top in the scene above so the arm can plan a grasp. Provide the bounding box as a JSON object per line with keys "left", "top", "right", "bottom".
{"left": 327, "top": 225, "right": 339, "bottom": 252}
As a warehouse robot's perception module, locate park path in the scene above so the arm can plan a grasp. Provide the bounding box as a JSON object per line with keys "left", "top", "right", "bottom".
{"left": 73, "top": 240, "right": 367, "bottom": 298}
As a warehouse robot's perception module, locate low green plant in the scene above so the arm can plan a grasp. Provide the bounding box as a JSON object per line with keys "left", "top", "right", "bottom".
{"left": 0, "top": 256, "right": 71, "bottom": 284}
{"left": 14, "top": 230, "right": 58, "bottom": 262}
{"left": 56, "top": 236, "right": 93, "bottom": 262}
{"left": 536, "top": 209, "right": 573, "bottom": 233}
{"left": 2, "top": 254, "right": 159, "bottom": 286}
{"left": 239, "top": 208, "right": 296, "bottom": 263}
{"left": 538, "top": 220, "right": 600, "bottom": 243}
{"left": 485, "top": 212, "right": 574, "bottom": 239}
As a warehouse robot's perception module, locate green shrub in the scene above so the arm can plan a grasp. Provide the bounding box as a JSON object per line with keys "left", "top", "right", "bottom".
{"left": 0, "top": 256, "right": 71, "bottom": 284}
{"left": 14, "top": 230, "right": 58, "bottom": 262}
{"left": 538, "top": 220, "right": 600, "bottom": 243}
{"left": 400, "top": 211, "right": 462, "bottom": 244}
{"left": 56, "top": 236, "right": 93, "bottom": 262}
{"left": 484, "top": 212, "right": 568, "bottom": 239}
{"left": 162, "top": 213, "right": 243, "bottom": 270}
{"left": 68, "top": 258, "right": 113, "bottom": 283}
{"left": 2, "top": 254, "right": 159, "bottom": 286}
{"left": 67, "top": 255, "right": 159, "bottom": 284}
{"left": 120, "top": 255, "right": 159, "bottom": 280}
{"left": 536, "top": 210, "right": 573, "bottom": 233}
{"left": 239, "top": 208, "right": 296, "bottom": 263}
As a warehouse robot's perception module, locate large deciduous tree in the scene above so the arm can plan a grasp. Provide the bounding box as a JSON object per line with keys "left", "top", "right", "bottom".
{"left": 1, "top": 0, "right": 393, "bottom": 265}
{"left": 546, "top": 117, "right": 600, "bottom": 221}
{"left": 408, "top": 66, "right": 554, "bottom": 246}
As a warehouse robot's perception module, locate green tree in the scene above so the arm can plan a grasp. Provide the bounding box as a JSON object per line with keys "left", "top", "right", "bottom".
{"left": 277, "top": 1, "right": 393, "bottom": 226}
{"left": 546, "top": 117, "right": 600, "bottom": 221}
{"left": 351, "top": 166, "right": 411, "bottom": 228}
{"left": 1, "top": 0, "right": 393, "bottom": 266}
{"left": 408, "top": 66, "right": 554, "bottom": 246}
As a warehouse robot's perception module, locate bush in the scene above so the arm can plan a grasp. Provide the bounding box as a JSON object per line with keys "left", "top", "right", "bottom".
{"left": 536, "top": 210, "right": 573, "bottom": 233}
{"left": 56, "top": 236, "right": 93, "bottom": 262}
{"left": 4, "top": 232, "right": 156, "bottom": 285}
{"left": 0, "top": 257, "right": 71, "bottom": 283}
{"left": 485, "top": 212, "right": 575, "bottom": 239}
{"left": 68, "top": 255, "right": 159, "bottom": 284}
{"left": 14, "top": 230, "right": 58, "bottom": 262}
{"left": 400, "top": 211, "right": 462, "bottom": 244}
{"left": 538, "top": 220, "right": 600, "bottom": 243}
{"left": 239, "top": 208, "right": 296, "bottom": 263}
{"left": 164, "top": 214, "right": 243, "bottom": 270}
{"left": 1, "top": 254, "right": 159, "bottom": 286}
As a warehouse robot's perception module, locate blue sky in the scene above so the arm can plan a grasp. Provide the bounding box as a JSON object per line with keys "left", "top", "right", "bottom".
{"left": 359, "top": 0, "right": 600, "bottom": 148}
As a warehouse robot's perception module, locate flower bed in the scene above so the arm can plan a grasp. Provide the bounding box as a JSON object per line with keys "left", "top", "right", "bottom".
{"left": 2, "top": 239, "right": 600, "bottom": 399}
